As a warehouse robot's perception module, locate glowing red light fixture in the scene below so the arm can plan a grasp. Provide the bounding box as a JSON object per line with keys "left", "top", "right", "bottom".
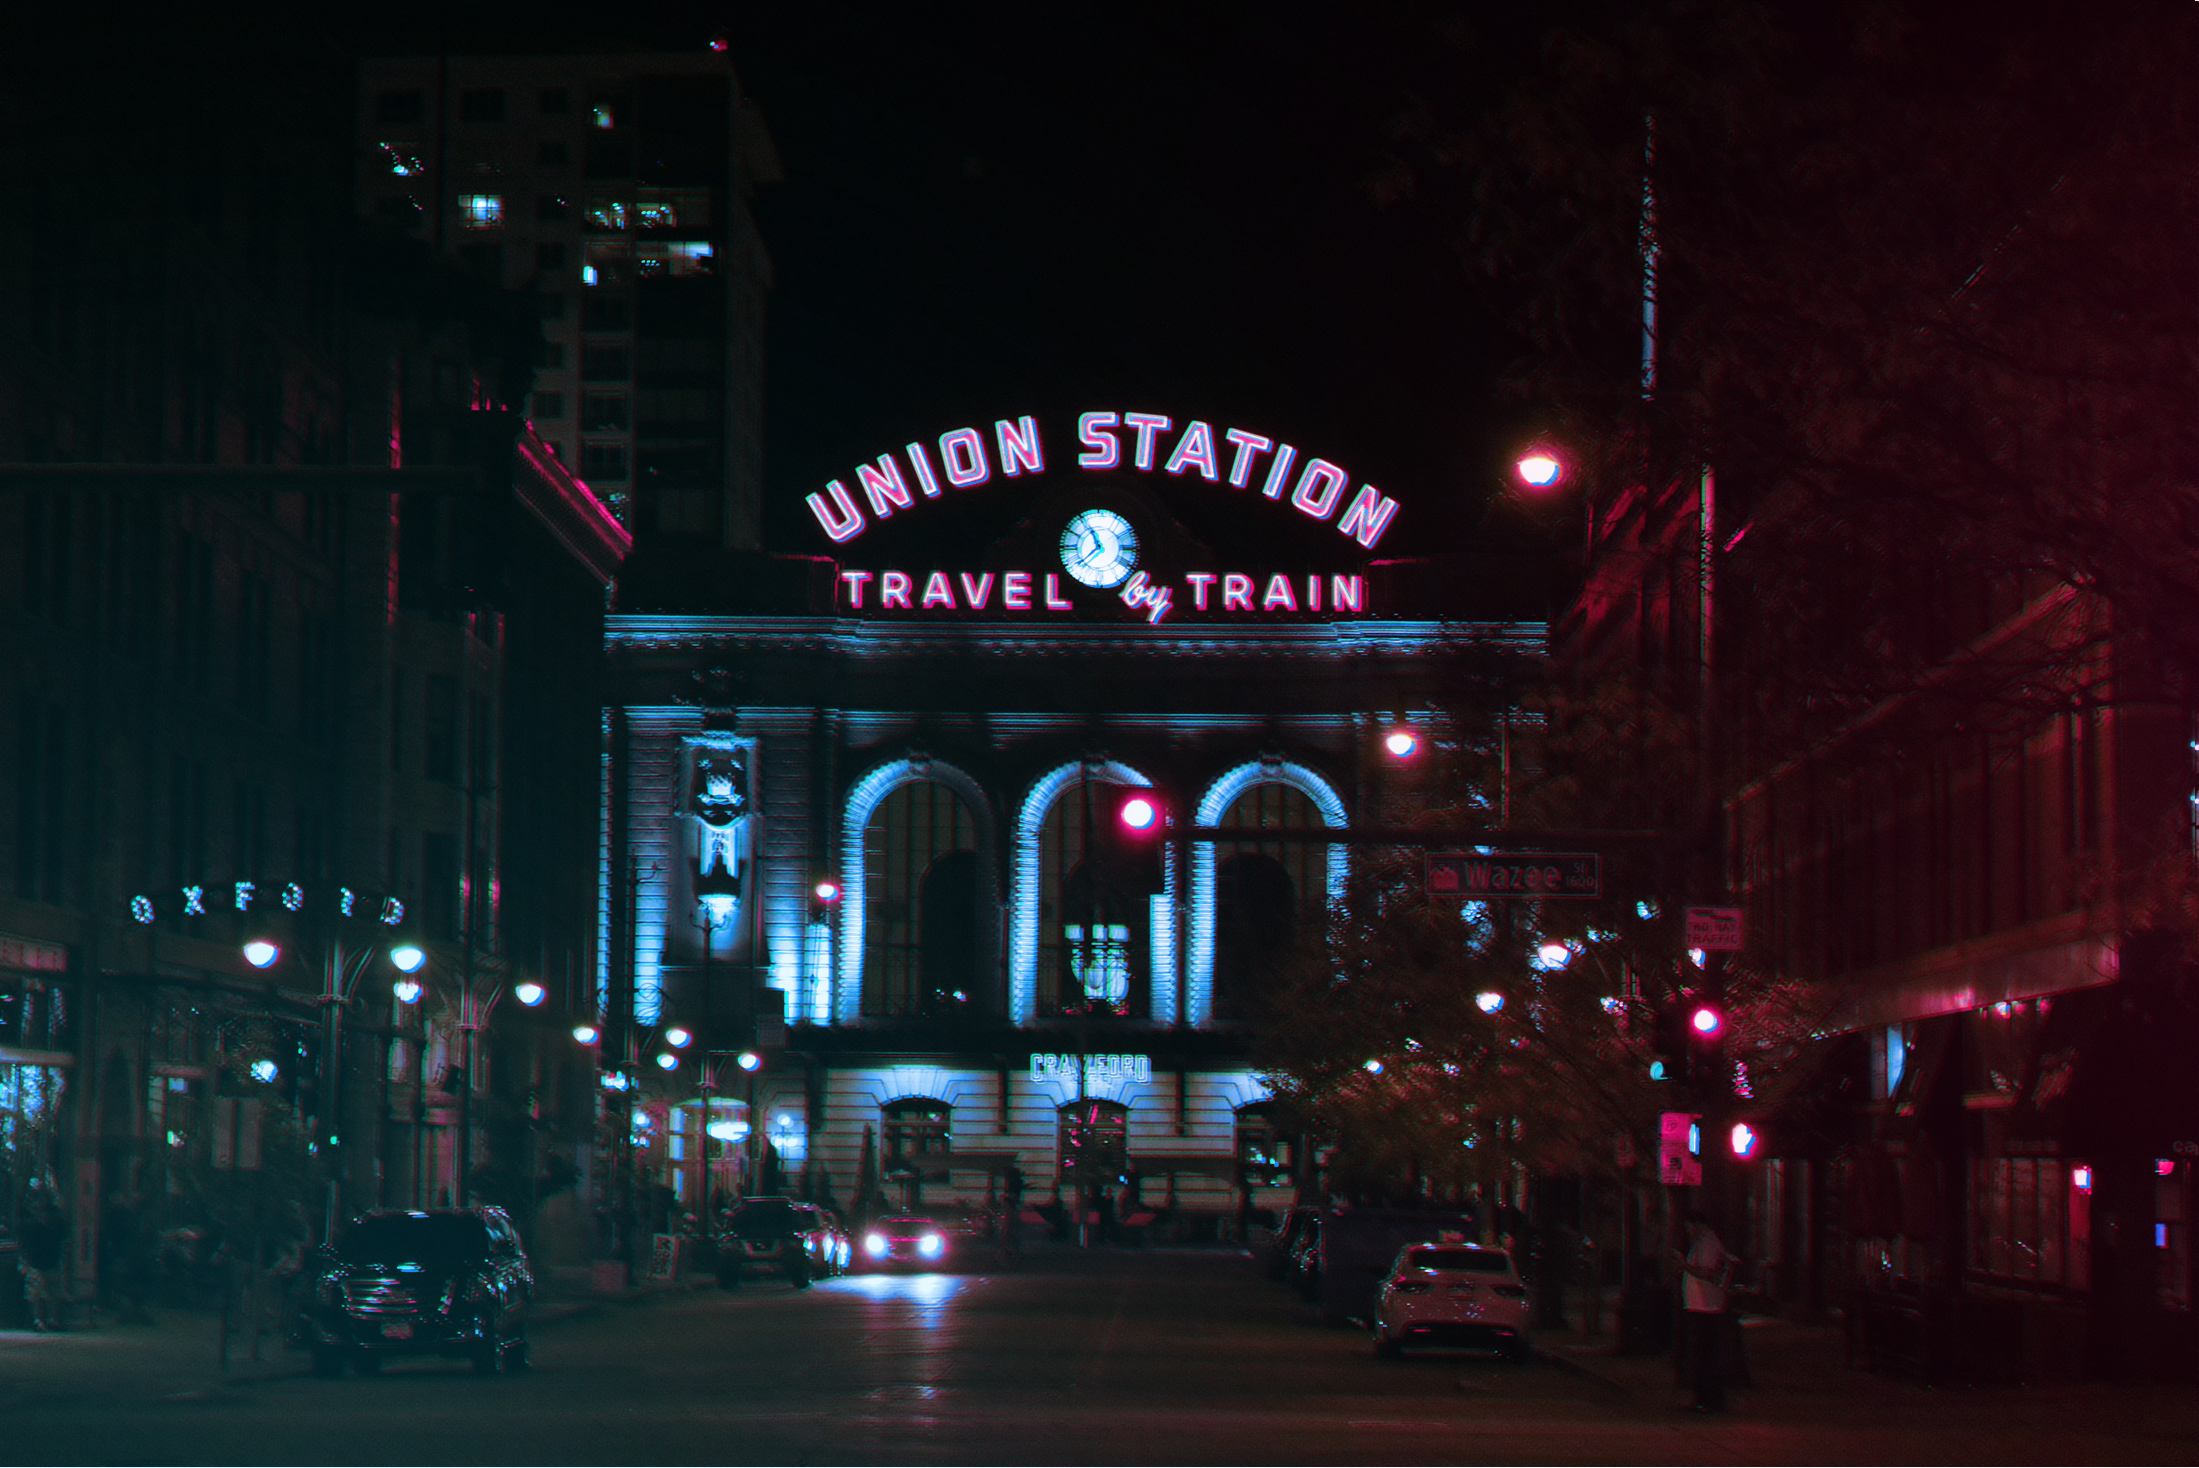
{"left": 1515, "top": 450, "right": 1565, "bottom": 489}
{"left": 1730, "top": 1122, "right": 1758, "bottom": 1159}
{"left": 814, "top": 880, "right": 840, "bottom": 904}
{"left": 1690, "top": 1005, "right": 1723, "bottom": 1038}
{"left": 1119, "top": 795, "right": 1159, "bottom": 832}
{"left": 1384, "top": 728, "right": 1420, "bottom": 759}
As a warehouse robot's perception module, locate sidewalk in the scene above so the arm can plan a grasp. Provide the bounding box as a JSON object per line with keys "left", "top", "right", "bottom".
{"left": 1534, "top": 1300, "right": 1920, "bottom": 1416}
{"left": 0, "top": 1268, "right": 717, "bottom": 1406}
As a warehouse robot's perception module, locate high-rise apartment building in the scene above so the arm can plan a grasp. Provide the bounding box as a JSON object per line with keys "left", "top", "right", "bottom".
{"left": 355, "top": 50, "right": 780, "bottom": 547}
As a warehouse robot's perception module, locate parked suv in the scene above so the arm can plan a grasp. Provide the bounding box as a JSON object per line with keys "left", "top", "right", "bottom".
{"left": 292, "top": 1207, "right": 534, "bottom": 1377}
{"left": 716, "top": 1197, "right": 818, "bottom": 1289}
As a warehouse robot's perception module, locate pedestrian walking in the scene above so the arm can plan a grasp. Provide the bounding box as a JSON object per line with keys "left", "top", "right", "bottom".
{"left": 18, "top": 1191, "right": 68, "bottom": 1332}
{"left": 1674, "top": 1211, "right": 1734, "bottom": 1412}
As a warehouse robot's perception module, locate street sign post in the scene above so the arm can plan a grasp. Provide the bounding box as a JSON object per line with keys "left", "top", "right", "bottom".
{"left": 1658, "top": 1110, "right": 1702, "bottom": 1186}
{"left": 1685, "top": 906, "right": 1744, "bottom": 951}
{"left": 1426, "top": 852, "right": 1601, "bottom": 900}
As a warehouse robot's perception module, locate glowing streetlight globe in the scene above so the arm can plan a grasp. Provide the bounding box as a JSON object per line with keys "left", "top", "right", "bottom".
{"left": 1516, "top": 452, "right": 1563, "bottom": 487}
{"left": 390, "top": 944, "right": 427, "bottom": 974}
{"left": 392, "top": 979, "right": 424, "bottom": 1005}
{"left": 572, "top": 1024, "right": 600, "bottom": 1045}
{"left": 656, "top": 1053, "right": 679, "bottom": 1070}
{"left": 1476, "top": 991, "right": 1506, "bottom": 1014}
{"left": 1119, "top": 795, "right": 1158, "bottom": 831}
{"left": 1691, "top": 1005, "right": 1723, "bottom": 1037}
{"left": 813, "top": 880, "right": 840, "bottom": 903}
{"left": 665, "top": 1027, "right": 692, "bottom": 1048}
{"left": 1384, "top": 729, "right": 1419, "bottom": 759}
{"left": 242, "top": 940, "right": 280, "bottom": 969}
{"left": 1363, "top": 1058, "right": 1384, "bottom": 1074}
{"left": 1537, "top": 942, "right": 1573, "bottom": 969}
{"left": 514, "top": 981, "right": 546, "bottom": 1007}
{"left": 737, "top": 1051, "right": 761, "bottom": 1072}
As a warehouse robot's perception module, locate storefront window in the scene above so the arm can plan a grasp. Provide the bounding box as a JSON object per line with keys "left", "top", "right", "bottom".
{"left": 1235, "top": 1103, "right": 1291, "bottom": 1187}
{"left": 1057, "top": 1098, "right": 1127, "bottom": 1184}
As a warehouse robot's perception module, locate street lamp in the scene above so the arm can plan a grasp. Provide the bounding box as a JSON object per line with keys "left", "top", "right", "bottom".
{"left": 243, "top": 939, "right": 281, "bottom": 969}
{"left": 572, "top": 1024, "right": 600, "bottom": 1045}
{"left": 514, "top": 981, "right": 546, "bottom": 1007}
{"left": 1515, "top": 448, "right": 1566, "bottom": 488}
{"left": 1383, "top": 728, "right": 1420, "bottom": 759}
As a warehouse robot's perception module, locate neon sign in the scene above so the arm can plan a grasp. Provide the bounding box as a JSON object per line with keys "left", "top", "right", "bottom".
{"left": 806, "top": 411, "right": 1400, "bottom": 551}
{"left": 1030, "top": 1053, "right": 1153, "bottom": 1085}
{"left": 835, "top": 569, "right": 1365, "bottom": 625}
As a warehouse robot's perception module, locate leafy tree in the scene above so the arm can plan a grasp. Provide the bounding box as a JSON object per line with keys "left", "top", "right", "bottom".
{"left": 1258, "top": 676, "right": 1838, "bottom": 1197}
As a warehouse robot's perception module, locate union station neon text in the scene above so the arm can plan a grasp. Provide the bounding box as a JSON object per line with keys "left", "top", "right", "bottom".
{"left": 806, "top": 411, "right": 1401, "bottom": 552}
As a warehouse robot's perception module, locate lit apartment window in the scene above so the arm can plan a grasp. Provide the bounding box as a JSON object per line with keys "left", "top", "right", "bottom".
{"left": 457, "top": 194, "right": 503, "bottom": 230}
{"left": 584, "top": 197, "right": 631, "bottom": 232}
{"left": 636, "top": 188, "right": 712, "bottom": 230}
{"left": 582, "top": 239, "right": 633, "bottom": 289}
{"left": 591, "top": 103, "right": 616, "bottom": 129}
{"left": 532, "top": 391, "right": 563, "bottom": 420}
{"left": 638, "top": 241, "right": 715, "bottom": 279}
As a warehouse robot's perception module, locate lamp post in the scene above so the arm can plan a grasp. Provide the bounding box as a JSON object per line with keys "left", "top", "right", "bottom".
{"left": 240, "top": 916, "right": 418, "bottom": 1238}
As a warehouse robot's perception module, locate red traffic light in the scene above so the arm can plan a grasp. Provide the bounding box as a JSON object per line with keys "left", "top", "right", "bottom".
{"left": 1118, "top": 794, "right": 1160, "bottom": 832}
{"left": 1690, "top": 1005, "right": 1723, "bottom": 1038}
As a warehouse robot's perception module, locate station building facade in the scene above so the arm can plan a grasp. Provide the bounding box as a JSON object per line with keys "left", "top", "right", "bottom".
{"left": 600, "top": 410, "right": 1543, "bottom": 1232}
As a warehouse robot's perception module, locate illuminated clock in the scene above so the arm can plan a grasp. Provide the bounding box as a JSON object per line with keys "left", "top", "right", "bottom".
{"left": 1059, "top": 509, "right": 1139, "bottom": 589}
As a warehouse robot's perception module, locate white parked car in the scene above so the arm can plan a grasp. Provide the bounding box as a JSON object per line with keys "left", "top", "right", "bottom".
{"left": 1371, "top": 1241, "right": 1532, "bottom": 1362}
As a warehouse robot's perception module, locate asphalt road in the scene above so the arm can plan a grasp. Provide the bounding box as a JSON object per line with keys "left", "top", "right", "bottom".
{"left": 5, "top": 1249, "right": 2195, "bottom": 1464}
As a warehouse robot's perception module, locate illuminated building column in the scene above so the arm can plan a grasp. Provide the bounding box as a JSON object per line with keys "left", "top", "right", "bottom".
{"left": 1188, "top": 761, "right": 1348, "bottom": 1029}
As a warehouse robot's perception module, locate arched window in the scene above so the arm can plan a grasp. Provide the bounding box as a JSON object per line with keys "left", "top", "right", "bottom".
{"left": 1038, "top": 776, "right": 1160, "bottom": 1018}
{"left": 883, "top": 1097, "right": 952, "bottom": 1170}
{"left": 1234, "top": 1102, "right": 1292, "bottom": 1187}
{"left": 1211, "top": 785, "right": 1326, "bottom": 1020}
{"left": 863, "top": 783, "right": 979, "bottom": 1018}
{"left": 1057, "top": 1098, "right": 1128, "bottom": 1185}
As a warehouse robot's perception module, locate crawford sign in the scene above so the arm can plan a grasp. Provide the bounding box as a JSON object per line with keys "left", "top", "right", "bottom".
{"left": 805, "top": 411, "right": 1401, "bottom": 552}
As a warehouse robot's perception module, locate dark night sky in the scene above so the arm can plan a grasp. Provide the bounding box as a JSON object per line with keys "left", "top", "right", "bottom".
{"left": 722, "top": 4, "right": 1533, "bottom": 562}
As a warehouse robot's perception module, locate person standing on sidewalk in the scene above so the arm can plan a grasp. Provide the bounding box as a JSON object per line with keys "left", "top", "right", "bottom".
{"left": 18, "top": 1192, "right": 68, "bottom": 1333}
{"left": 1676, "top": 1211, "right": 1733, "bottom": 1412}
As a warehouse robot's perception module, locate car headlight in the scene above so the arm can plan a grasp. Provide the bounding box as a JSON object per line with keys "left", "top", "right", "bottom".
{"left": 865, "top": 1234, "right": 887, "bottom": 1257}
{"left": 918, "top": 1233, "right": 944, "bottom": 1258}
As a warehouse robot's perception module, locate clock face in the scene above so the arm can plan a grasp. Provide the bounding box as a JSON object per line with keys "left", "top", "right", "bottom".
{"left": 1058, "top": 509, "right": 1139, "bottom": 589}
